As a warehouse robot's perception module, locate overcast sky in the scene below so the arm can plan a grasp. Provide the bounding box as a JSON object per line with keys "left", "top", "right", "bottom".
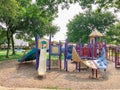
{"left": 51, "top": 5, "right": 120, "bottom": 41}
{"left": 50, "top": 3, "right": 83, "bottom": 41}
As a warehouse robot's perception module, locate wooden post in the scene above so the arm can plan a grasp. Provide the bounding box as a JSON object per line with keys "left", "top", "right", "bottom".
{"left": 79, "top": 62, "right": 81, "bottom": 72}
{"left": 96, "top": 69, "right": 98, "bottom": 78}
{"left": 92, "top": 69, "right": 94, "bottom": 77}
{"left": 115, "top": 48, "right": 118, "bottom": 68}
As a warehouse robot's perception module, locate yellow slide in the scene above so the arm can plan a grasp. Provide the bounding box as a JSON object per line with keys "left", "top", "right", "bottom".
{"left": 72, "top": 47, "right": 97, "bottom": 69}
{"left": 38, "top": 48, "right": 47, "bottom": 76}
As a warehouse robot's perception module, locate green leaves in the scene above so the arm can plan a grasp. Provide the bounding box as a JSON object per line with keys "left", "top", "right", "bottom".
{"left": 67, "top": 11, "right": 116, "bottom": 43}
{"left": 78, "top": 0, "right": 120, "bottom": 12}
{"left": 14, "top": 0, "right": 61, "bottom": 41}
{"left": 0, "top": 29, "right": 6, "bottom": 45}
{"left": 0, "top": 0, "right": 19, "bottom": 23}
{"left": 106, "top": 22, "right": 120, "bottom": 44}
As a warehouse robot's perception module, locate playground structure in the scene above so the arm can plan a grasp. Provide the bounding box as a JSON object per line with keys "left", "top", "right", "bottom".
{"left": 18, "top": 34, "right": 62, "bottom": 71}
{"left": 47, "top": 29, "right": 108, "bottom": 78}
{"left": 76, "top": 39, "right": 106, "bottom": 60}
{"left": 72, "top": 46, "right": 108, "bottom": 78}
{"left": 76, "top": 29, "right": 106, "bottom": 60}
{"left": 48, "top": 35, "right": 62, "bottom": 70}
{"left": 107, "top": 46, "right": 120, "bottom": 68}
{"left": 74, "top": 30, "right": 107, "bottom": 71}
{"left": 63, "top": 33, "right": 108, "bottom": 77}
{"left": 70, "top": 30, "right": 108, "bottom": 78}
{"left": 18, "top": 30, "right": 108, "bottom": 78}
{"left": 18, "top": 34, "right": 49, "bottom": 76}
{"left": 36, "top": 34, "right": 48, "bottom": 76}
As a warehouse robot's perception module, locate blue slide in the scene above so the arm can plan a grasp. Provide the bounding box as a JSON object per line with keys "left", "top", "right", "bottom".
{"left": 94, "top": 47, "right": 108, "bottom": 69}
{"left": 18, "top": 48, "right": 39, "bottom": 62}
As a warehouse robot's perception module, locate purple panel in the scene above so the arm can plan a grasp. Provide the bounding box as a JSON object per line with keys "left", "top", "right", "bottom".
{"left": 48, "top": 35, "right": 52, "bottom": 70}
{"left": 35, "top": 34, "right": 40, "bottom": 70}
{"left": 65, "top": 39, "right": 68, "bottom": 71}
{"left": 92, "top": 39, "right": 94, "bottom": 60}
{"left": 79, "top": 38, "right": 82, "bottom": 57}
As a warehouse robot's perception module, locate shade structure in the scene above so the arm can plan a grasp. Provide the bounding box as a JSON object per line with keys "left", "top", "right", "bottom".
{"left": 89, "top": 29, "right": 103, "bottom": 38}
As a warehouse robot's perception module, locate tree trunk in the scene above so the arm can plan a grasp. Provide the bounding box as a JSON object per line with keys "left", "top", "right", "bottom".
{"left": 11, "top": 32, "right": 16, "bottom": 55}
{"left": 6, "top": 30, "right": 10, "bottom": 58}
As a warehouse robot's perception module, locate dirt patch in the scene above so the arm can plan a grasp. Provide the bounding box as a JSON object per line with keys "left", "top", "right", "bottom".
{"left": 0, "top": 60, "right": 120, "bottom": 90}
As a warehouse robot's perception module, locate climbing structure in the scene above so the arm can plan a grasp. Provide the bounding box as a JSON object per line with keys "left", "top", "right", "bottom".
{"left": 72, "top": 46, "right": 108, "bottom": 78}
{"left": 76, "top": 29, "right": 106, "bottom": 60}
{"left": 48, "top": 35, "right": 62, "bottom": 70}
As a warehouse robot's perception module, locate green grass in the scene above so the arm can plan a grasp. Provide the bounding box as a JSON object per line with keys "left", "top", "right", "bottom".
{"left": 0, "top": 50, "right": 24, "bottom": 61}
{"left": 46, "top": 53, "right": 65, "bottom": 60}
{"left": 0, "top": 49, "right": 65, "bottom": 62}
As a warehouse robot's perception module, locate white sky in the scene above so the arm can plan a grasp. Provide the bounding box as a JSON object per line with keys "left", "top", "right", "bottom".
{"left": 50, "top": 3, "right": 83, "bottom": 41}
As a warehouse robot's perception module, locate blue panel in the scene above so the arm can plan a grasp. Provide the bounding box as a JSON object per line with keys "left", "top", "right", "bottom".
{"left": 66, "top": 45, "right": 73, "bottom": 59}
{"left": 94, "top": 47, "right": 108, "bottom": 69}
{"left": 42, "top": 41, "right": 47, "bottom": 44}
{"left": 18, "top": 48, "right": 38, "bottom": 62}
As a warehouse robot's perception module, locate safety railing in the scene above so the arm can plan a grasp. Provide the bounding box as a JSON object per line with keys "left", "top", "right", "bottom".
{"left": 107, "top": 46, "right": 120, "bottom": 68}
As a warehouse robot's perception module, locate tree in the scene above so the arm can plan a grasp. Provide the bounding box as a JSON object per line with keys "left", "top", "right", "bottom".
{"left": 0, "top": 0, "right": 19, "bottom": 57}
{"left": 0, "top": 0, "right": 60, "bottom": 57}
{"left": 78, "top": 0, "right": 120, "bottom": 12}
{"left": 106, "top": 22, "right": 120, "bottom": 44}
{"left": 14, "top": 0, "right": 70, "bottom": 41}
{"left": 15, "top": 3, "right": 59, "bottom": 40}
{"left": 67, "top": 11, "right": 116, "bottom": 43}
{"left": 0, "top": 29, "right": 7, "bottom": 49}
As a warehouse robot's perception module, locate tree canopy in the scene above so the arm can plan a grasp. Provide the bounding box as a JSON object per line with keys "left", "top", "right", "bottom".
{"left": 106, "top": 22, "right": 120, "bottom": 44}
{"left": 78, "top": 0, "right": 120, "bottom": 12}
{"left": 67, "top": 11, "right": 116, "bottom": 43}
{"left": 0, "top": 0, "right": 76, "bottom": 57}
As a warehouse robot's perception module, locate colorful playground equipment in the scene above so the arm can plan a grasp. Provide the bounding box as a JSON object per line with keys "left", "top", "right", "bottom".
{"left": 76, "top": 39, "right": 106, "bottom": 60}
{"left": 36, "top": 34, "right": 48, "bottom": 76}
{"left": 48, "top": 35, "right": 62, "bottom": 70}
{"left": 18, "top": 34, "right": 62, "bottom": 71}
{"left": 72, "top": 46, "right": 108, "bottom": 78}
{"left": 64, "top": 38, "right": 73, "bottom": 71}
{"left": 17, "top": 30, "right": 108, "bottom": 78}
{"left": 76, "top": 29, "right": 106, "bottom": 60}
{"left": 18, "top": 48, "right": 36, "bottom": 63}
{"left": 65, "top": 30, "right": 108, "bottom": 77}
{"left": 107, "top": 46, "right": 120, "bottom": 68}
{"left": 18, "top": 34, "right": 48, "bottom": 76}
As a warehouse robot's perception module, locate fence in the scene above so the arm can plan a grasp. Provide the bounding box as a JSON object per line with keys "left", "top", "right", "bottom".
{"left": 107, "top": 46, "right": 120, "bottom": 68}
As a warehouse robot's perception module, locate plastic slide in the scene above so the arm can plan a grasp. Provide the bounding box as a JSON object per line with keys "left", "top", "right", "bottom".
{"left": 94, "top": 48, "right": 108, "bottom": 69}
{"left": 72, "top": 47, "right": 108, "bottom": 69}
{"left": 18, "top": 48, "right": 37, "bottom": 62}
{"left": 72, "top": 47, "right": 98, "bottom": 69}
{"left": 38, "top": 48, "right": 47, "bottom": 76}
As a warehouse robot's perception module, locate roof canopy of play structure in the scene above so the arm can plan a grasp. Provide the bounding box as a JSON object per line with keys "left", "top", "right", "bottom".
{"left": 89, "top": 29, "right": 104, "bottom": 43}
{"left": 89, "top": 29, "right": 103, "bottom": 38}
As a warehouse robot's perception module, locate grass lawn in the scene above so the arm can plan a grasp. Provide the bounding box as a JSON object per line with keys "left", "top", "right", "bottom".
{"left": 0, "top": 49, "right": 65, "bottom": 62}
{"left": 0, "top": 50, "right": 24, "bottom": 61}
